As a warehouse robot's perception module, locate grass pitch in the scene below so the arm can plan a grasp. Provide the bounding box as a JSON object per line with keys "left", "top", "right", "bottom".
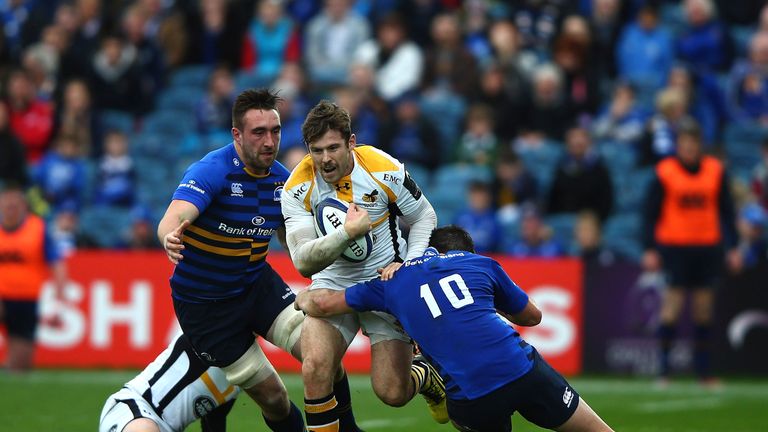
{"left": 1, "top": 371, "right": 766, "bottom": 431}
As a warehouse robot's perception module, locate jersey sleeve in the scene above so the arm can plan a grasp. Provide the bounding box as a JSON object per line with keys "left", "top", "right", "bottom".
{"left": 172, "top": 160, "right": 222, "bottom": 213}
{"left": 393, "top": 165, "right": 426, "bottom": 216}
{"left": 489, "top": 260, "right": 529, "bottom": 315}
{"left": 345, "top": 279, "right": 388, "bottom": 313}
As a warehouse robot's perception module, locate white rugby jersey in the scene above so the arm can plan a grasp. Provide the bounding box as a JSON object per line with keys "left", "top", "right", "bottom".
{"left": 122, "top": 334, "right": 239, "bottom": 431}
{"left": 282, "top": 145, "right": 427, "bottom": 286}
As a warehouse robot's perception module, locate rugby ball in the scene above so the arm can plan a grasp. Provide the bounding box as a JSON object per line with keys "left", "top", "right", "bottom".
{"left": 314, "top": 197, "right": 373, "bottom": 263}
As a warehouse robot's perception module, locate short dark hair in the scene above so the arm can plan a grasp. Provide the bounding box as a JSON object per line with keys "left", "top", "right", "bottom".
{"left": 232, "top": 88, "right": 282, "bottom": 130}
{"left": 428, "top": 225, "right": 476, "bottom": 254}
{"left": 302, "top": 100, "right": 352, "bottom": 146}
{"left": 676, "top": 116, "right": 702, "bottom": 140}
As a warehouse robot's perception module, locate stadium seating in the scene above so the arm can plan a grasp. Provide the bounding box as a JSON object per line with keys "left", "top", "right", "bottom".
{"left": 156, "top": 87, "right": 206, "bottom": 112}
{"left": 545, "top": 213, "right": 578, "bottom": 252}
{"left": 100, "top": 110, "right": 136, "bottom": 135}
{"left": 79, "top": 205, "right": 134, "bottom": 248}
{"left": 169, "top": 65, "right": 212, "bottom": 89}
{"left": 602, "top": 213, "right": 643, "bottom": 261}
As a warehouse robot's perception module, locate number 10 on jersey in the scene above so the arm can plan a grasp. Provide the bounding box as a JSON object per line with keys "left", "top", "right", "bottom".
{"left": 419, "top": 274, "right": 474, "bottom": 318}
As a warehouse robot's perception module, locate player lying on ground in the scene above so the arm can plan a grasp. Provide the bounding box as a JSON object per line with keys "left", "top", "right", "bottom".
{"left": 99, "top": 334, "right": 239, "bottom": 432}
{"left": 295, "top": 225, "right": 615, "bottom": 432}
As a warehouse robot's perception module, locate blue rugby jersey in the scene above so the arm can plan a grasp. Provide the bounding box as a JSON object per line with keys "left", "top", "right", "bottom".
{"left": 170, "top": 143, "right": 288, "bottom": 302}
{"left": 345, "top": 248, "right": 535, "bottom": 400}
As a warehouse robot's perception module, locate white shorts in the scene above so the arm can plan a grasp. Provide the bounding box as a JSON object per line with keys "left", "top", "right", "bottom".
{"left": 310, "top": 277, "right": 410, "bottom": 346}
{"left": 99, "top": 388, "right": 170, "bottom": 432}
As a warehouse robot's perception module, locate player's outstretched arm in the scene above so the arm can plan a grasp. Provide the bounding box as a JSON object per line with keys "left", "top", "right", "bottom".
{"left": 157, "top": 200, "right": 200, "bottom": 264}
{"left": 295, "top": 289, "right": 354, "bottom": 317}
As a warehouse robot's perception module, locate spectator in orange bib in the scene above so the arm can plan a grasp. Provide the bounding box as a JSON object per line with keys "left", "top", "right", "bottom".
{"left": 0, "top": 184, "right": 66, "bottom": 372}
{"left": 641, "top": 117, "right": 741, "bottom": 387}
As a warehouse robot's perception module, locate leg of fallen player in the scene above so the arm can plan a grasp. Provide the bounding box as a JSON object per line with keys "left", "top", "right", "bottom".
{"left": 244, "top": 372, "right": 304, "bottom": 431}
{"left": 554, "top": 397, "right": 613, "bottom": 432}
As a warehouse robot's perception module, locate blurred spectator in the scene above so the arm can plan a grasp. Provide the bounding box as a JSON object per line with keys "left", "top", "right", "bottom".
{"left": 737, "top": 202, "right": 768, "bottom": 267}
{"left": 333, "top": 83, "right": 382, "bottom": 148}
{"left": 666, "top": 64, "right": 727, "bottom": 146}
{"left": 553, "top": 15, "right": 601, "bottom": 116}
{"left": 589, "top": 0, "right": 629, "bottom": 80}
{"left": 88, "top": 34, "right": 147, "bottom": 115}
{"left": 487, "top": 20, "right": 536, "bottom": 109}
{"left": 240, "top": 0, "right": 301, "bottom": 83}
{"left": 638, "top": 88, "right": 690, "bottom": 166}
{"left": 119, "top": 205, "right": 161, "bottom": 250}
{"left": 473, "top": 63, "right": 523, "bottom": 142}
{"left": 616, "top": 4, "right": 674, "bottom": 94}
{"left": 591, "top": 81, "right": 648, "bottom": 145}
{"left": 21, "top": 25, "right": 63, "bottom": 100}
{"left": 677, "top": 0, "right": 731, "bottom": 73}
{"left": 512, "top": 0, "right": 575, "bottom": 53}
{"left": 194, "top": 65, "right": 236, "bottom": 134}
{"left": 280, "top": 146, "right": 308, "bottom": 171}
{"left": 574, "top": 210, "right": 621, "bottom": 266}
{"left": 354, "top": 13, "right": 424, "bottom": 101}
{"left": 641, "top": 118, "right": 740, "bottom": 385}
{"left": 0, "top": 184, "right": 66, "bottom": 372}
{"left": 504, "top": 206, "right": 565, "bottom": 258}
{"left": 33, "top": 134, "right": 87, "bottom": 213}
{"left": 547, "top": 126, "right": 614, "bottom": 221}
{"left": 0, "top": 0, "right": 51, "bottom": 60}
{"left": 305, "top": 0, "right": 371, "bottom": 85}
{"left": 726, "top": 31, "right": 768, "bottom": 125}
{"left": 492, "top": 152, "right": 539, "bottom": 219}
{"left": 49, "top": 203, "right": 97, "bottom": 256}
{"left": 272, "top": 62, "right": 312, "bottom": 150}
{"left": 56, "top": 79, "right": 101, "bottom": 157}
{"left": 455, "top": 103, "right": 498, "bottom": 167}
{"left": 520, "top": 63, "right": 573, "bottom": 141}
{"left": 378, "top": 91, "right": 440, "bottom": 171}
{"left": 421, "top": 12, "right": 479, "bottom": 99}
{"left": 0, "top": 103, "right": 28, "bottom": 187}
{"left": 93, "top": 131, "right": 136, "bottom": 207}
{"left": 183, "top": 0, "right": 246, "bottom": 68}
{"left": 50, "top": 2, "right": 86, "bottom": 83}
{"left": 121, "top": 4, "right": 166, "bottom": 101}
{"left": 452, "top": 180, "right": 503, "bottom": 254}
{"left": 4, "top": 68, "right": 54, "bottom": 163}
{"left": 752, "top": 139, "right": 768, "bottom": 211}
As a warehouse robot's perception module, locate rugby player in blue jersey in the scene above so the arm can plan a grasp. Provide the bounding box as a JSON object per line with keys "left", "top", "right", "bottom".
{"left": 157, "top": 89, "right": 359, "bottom": 432}
{"left": 295, "top": 226, "right": 615, "bottom": 432}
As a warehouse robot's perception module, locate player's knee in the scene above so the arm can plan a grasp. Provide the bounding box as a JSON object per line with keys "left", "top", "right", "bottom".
{"left": 123, "top": 418, "right": 161, "bottom": 432}
{"left": 269, "top": 305, "right": 304, "bottom": 355}
{"left": 373, "top": 384, "right": 410, "bottom": 407}
{"left": 301, "top": 353, "right": 337, "bottom": 385}
{"left": 222, "top": 342, "right": 275, "bottom": 390}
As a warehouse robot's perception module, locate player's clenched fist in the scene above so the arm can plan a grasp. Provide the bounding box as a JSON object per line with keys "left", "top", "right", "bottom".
{"left": 344, "top": 202, "right": 372, "bottom": 239}
{"left": 164, "top": 220, "right": 190, "bottom": 264}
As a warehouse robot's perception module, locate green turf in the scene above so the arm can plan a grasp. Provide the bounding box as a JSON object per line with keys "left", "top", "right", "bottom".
{"left": 1, "top": 371, "right": 766, "bottom": 431}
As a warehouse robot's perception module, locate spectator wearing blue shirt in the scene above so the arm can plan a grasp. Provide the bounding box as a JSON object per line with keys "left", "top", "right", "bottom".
{"left": 34, "top": 134, "right": 87, "bottom": 213}
{"left": 505, "top": 206, "right": 565, "bottom": 258}
{"left": 737, "top": 203, "right": 768, "bottom": 268}
{"left": 378, "top": 91, "right": 441, "bottom": 171}
{"left": 616, "top": 4, "right": 674, "bottom": 95}
{"left": 592, "top": 82, "right": 648, "bottom": 145}
{"left": 452, "top": 181, "right": 503, "bottom": 254}
{"left": 676, "top": 0, "right": 732, "bottom": 73}
{"left": 726, "top": 31, "right": 768, "bottom": 125}
{"left": 93, "top": 131, "right": 136, "bottom": 207}
{"left": 194, "top": 66, "right": 236, "bottom": 134}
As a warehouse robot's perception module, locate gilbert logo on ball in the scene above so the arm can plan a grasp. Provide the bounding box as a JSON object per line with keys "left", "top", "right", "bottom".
{"left": 314, "top": 197, "right": 373, "bottom": 262}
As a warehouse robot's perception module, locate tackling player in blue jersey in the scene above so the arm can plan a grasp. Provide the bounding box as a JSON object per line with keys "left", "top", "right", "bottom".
{"left": 295, "top": 226, "right": 614, "bottom": 432}
{"left": 156, "top": 89, "right": 365, "bottom": 432}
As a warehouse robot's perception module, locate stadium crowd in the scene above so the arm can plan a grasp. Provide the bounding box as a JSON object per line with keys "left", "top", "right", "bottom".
{"left": 1, "top": 0, "right": 767, "bottom": 263}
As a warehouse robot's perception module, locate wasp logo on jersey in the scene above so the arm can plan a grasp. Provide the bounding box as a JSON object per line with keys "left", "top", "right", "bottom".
{"left": 335, "top": 182, "right": 351, "bottom": 191}
{"left": 362, "top": 189, "right": 379, "bottom": 203}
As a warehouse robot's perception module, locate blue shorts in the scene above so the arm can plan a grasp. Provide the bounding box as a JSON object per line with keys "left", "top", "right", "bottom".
{"left": 659, "top": 245, "right": 723, "bottom": 289}
{"left": 447, "top": 350, "right": 579, "bottom": 431}
{"left": 173, "top": 264, "right": 295, "bottom": 368}
{"left": 1, "top": 299, "right": 39, "bottom": 341}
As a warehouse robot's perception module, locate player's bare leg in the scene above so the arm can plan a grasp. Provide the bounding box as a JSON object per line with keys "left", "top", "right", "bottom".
{"left": 658, "top": 287, "right": 685, "bottom": 383}
{"left": 301, "top": 315, "right": 359, "bottom": 431}
{"left": 370, "top": 339, "right": 448, "bottom": 423}
{"left": 123, "top": 418, "right": 161, "bottom": 432}
{"left": 691, "top": 288, "right": 717, "bottom": 385}
{"left": 6, "top": 336, "right": 34, "bottom": 372}
{"left": 554, "top": 397, "right": 614, "bottom": 432}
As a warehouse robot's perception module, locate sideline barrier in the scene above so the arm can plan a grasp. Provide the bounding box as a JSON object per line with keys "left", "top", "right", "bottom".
{"left": 0, "top": 251, "right": 583, "bottom": 374}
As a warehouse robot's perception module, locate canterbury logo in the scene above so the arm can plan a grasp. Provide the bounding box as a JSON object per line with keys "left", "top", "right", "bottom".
{"left": 562, "top": 387, "right": 574, "bottom": 407}
{"left": 362, "top": 189, "right": 379, "bottom": 203}
{"left": 335, "top": 182, "right": 351, "bottom": 191}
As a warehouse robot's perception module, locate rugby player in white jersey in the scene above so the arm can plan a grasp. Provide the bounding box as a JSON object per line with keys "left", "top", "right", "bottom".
{"left": 281, "top": 100, "right": 444, "bottom": 431}
{"left": 99, "top": 334, "right": 239, "bottom": 432}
